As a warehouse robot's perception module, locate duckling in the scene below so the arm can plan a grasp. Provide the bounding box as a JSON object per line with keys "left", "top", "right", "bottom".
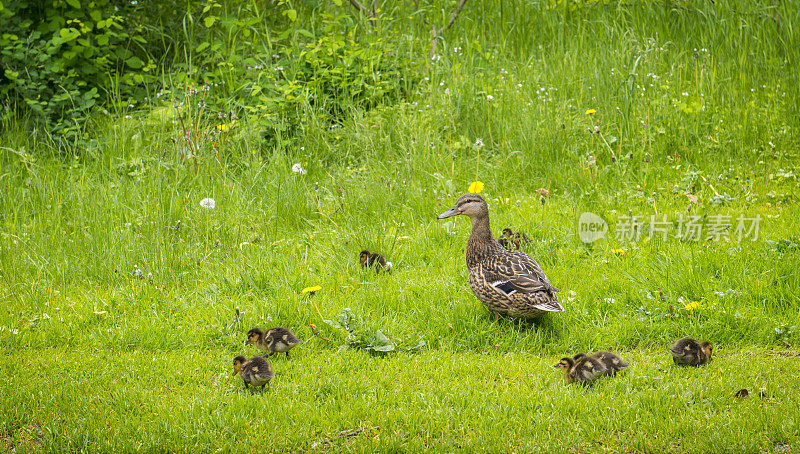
{"left": 359, "top": 249, "right": 392, "bottom": 273}
{"left": 513, "top": 231, "right": 532, "bottom": 248}
{"left": 498, "top": 228, "right": 515, "bottom": 250}
{"left": 232, "top": 355, "right": 274, "bottom": 391}
{"left": 246, "top": 327, "right": 303, "bottom": 359}
{"left": 553, "top": 355, "right": 607, "bottom": 385}
{"left": 574, "top": 351, "right": 629, "bottom": 376}
{"left": 669, "top": 337, "right": 713, "bottom": 366}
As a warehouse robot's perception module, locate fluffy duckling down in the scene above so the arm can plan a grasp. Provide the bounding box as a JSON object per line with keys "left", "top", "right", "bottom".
{"left": 359, "top": 249, "right": 392, "bottom": 273}
{"left": 669, "top": 337, "right": 713, "bottom": 366}
{"left": 232, "top": 355, "right": 274, "bottom": 391}
{"left": 247, "top": 327, "right": 303, "bottom": 359}
{"left": 554, "top": 355, "right": 607, "bottom": 385}
{"left": 574, "top": 351, "right": 629, "bottom": 376}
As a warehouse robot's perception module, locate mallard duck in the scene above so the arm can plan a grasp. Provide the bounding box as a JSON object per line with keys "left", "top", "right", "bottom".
{"left": 232, "top": 355, "right": 274, "bottom": 391}
{"left": 437, "top": 193, "right": 562, "bottom": 319}
{"left": 669, "top": 337, "right": 713, "bottom": 366}
{"left": 246, "top": 327, "right": 303, "bottom": 359}
{"left": 359, "top": 249, "right": 392, "bottom": 273}
{"left": 554, "top": 355, "right": 607, "bottom": 385}
{"left": 574, "top": 351, "right": 629, "bottom": 376}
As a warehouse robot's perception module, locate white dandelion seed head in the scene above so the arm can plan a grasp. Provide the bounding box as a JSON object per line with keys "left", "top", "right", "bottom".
{"left": 200, "top": 198, "right": 216, "bottom": 209}
{"left": 292, "top": 163, "right": 307, "bottom": 175}
{"left": 486, "top": 94, "right": 495, "bottom": 102}
{"left": 474, "top": 138, "right": 484, "bottom": 150}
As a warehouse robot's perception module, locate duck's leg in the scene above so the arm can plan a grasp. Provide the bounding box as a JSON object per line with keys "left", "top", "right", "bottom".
{"left": 285, "top": 351, "right": 291, "bottom": 360}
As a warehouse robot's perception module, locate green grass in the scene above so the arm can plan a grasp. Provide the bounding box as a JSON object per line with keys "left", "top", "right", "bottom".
{"left": 3, "top": 349, "right": 800, "bottom": 452}
{"left": 2, "top": 0, "right": 800, "bottom": 451}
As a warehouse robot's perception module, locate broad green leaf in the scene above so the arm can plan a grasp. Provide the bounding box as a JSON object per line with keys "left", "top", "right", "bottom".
{"left": 65, "top": 0, "right": 81, "bottom": 9}
{"left": 126, "top": 56, "right": 143, "bottom": 68}
{"left": 368, "top": 330, "right": 395, "bottom": 352}
{"left": 204, "top": 16, "right": 216, "bottom": 27}
{"left": 285, "top": 9, "right": 297, "bottom": 22}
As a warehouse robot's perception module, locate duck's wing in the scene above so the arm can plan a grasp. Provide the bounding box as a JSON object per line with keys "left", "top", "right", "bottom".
{"left": 478, "top": 251, "right": 560, "bottom": 303}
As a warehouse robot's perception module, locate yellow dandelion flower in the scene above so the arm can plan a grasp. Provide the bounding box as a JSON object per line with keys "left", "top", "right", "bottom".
{"left": 302, "top": 285, "right": 322, "bottom": 295}
{"left": 684, "top": 301, "right": 700, "bottom": 311}
{"left": 468, "top": 181, "right": 485, "bottom": 194}
{"left": 611, "top": 248, "right": 625, "bottom": 256}
{"left": 585, "top": 109, "right": 596, "bottom": 115}
{"left": 215, "top": 124, "right": 229, "bottom": 131}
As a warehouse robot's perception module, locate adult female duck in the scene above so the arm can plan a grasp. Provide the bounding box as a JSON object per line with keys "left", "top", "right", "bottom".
{"left": 438, "top": 193, "right": 563, "bottom": 319}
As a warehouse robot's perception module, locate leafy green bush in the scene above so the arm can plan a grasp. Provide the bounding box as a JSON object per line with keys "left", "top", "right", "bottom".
{"left": 185, "top": 2, "right": 422, "bottom": 151}
{"left": 0, "top": 0, "right": 157, "bottom": 143}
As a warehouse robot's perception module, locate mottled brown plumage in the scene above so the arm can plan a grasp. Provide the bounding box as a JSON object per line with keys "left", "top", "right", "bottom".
{"left": 359, "top": 250, "right": 392, "bottom": 273}
{"left": 246, "top": 327, "right": 303, "bottom": 359}
{"left": 574, "top": 351, "right": 629, "bottom": 376}
{"left": 437, "top": 193, "right": 562, "bottom": 319}
{"left": 669, "top": 337, "right": 713, "bottom": 366}
{"left": 233, "top": 355, "right": 274, "bottom": 391}
{"left": 554, "top": 356, "right": 606, "bottom": 385}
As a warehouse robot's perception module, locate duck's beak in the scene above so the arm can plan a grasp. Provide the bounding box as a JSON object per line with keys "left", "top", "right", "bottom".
{"left": 552, "top": 363, "right": 560, "bottom": 369}
{"left": 437, "top": 204, "right": 460, "bottom": 219}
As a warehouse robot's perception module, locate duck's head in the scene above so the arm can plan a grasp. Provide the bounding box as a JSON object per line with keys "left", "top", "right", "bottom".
{"left": 359, "top": 250, "right": 371, "bottom": 265}
{"left": 553, "top": 357, "right": 575, "bottom": 372}
{"left": 246, "top": 328, "right": 263, "bottom": 345}
{"left": 437, "top": 193, "right": 489, "bottom": 219}
{"left": 501, "top": 228, "right": 514, "bottom": 238}
{"left": 233, "top": 355, "right": 247, "bottom": 376}
{"left": 700, "top": 341, "right": 713, "bottom": 361}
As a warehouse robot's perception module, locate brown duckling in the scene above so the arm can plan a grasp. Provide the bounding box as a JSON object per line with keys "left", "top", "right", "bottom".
{"left": 669, "top": 337, "right": 713, "bottom": 366}
{"left": 514, "top": 231, "right": 532, "bottom": 248}
{"left": 498, "top": 228, "right": 515, "bottom": 250}
{"left": 246, "top": 327, "right": 303, "bottom": 359}
{"left": 232, "top": 355, "right": 274, "bottom": 391}
{"left": 359, "top": 249, "right": 392, "bottom": 273}
{"left": 574, "top": 351, "right": 629, "bottom": 376}
{"left": 554, "top": 355, "right": 607, "bottom": 385}
{"left": 497, "top": 228, "right": 532, "bottom": 251}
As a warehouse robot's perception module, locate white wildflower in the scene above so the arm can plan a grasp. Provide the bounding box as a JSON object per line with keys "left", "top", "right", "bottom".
{"left": 200, "top": 198, "right": 216, "bottom": 209}
{"left": 486, "top": 94, "right": 495, "bottom": 102}
{"left": 474, "top": 138, "right": 484, "bottom": 150}
{"left": 291, "top": 163, "right": 307, "bottom": 175}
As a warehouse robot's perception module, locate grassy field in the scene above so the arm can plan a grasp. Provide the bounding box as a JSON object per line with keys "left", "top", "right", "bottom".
{"left": 2, "top": 0, "right": 800, "bottom": 452}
